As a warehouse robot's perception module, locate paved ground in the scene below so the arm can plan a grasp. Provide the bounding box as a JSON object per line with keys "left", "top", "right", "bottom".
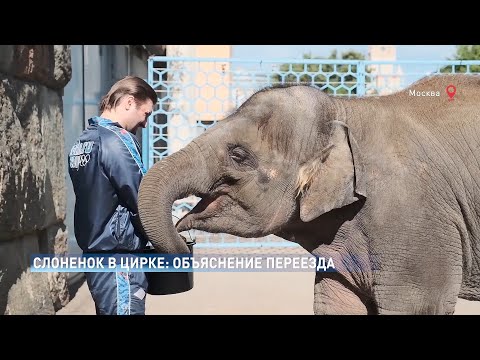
{"left": 57, "top": 245, "right": 480, "bottom": 315}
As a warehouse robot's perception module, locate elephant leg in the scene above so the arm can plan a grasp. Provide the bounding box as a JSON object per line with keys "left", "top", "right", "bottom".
{"left": 313, "top": 273, "right": 375, "bottom": 315}
{"left": 374, "top": 283, "right": 460, "bottom": 315}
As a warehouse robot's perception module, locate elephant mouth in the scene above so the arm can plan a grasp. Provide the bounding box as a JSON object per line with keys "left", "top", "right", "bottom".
{"left": 175, "top": 193, "right": 229, "bottom": 232}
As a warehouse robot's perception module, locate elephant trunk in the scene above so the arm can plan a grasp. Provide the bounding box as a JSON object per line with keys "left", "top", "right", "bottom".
{"left": 138, "top": 144, "right": 208, "bottom": 254}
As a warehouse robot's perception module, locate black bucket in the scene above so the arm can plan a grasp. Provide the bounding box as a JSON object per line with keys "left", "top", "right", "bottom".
{"left": 145, "top": 235, "right": 195, "bottom": 295}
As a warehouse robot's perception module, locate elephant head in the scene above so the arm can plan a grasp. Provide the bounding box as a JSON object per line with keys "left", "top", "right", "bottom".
{"left": 138, "top": 85, "right": 366, "bottom": 254}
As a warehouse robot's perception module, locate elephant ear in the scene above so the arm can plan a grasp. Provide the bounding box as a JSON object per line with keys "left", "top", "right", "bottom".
{"left": 298, "top": 121, "right": 366, "bottom": 222}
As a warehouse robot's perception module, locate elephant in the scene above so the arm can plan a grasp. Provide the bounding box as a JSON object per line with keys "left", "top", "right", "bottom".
{"left": 138, "top": 73, "right": 480, "bottom": 315}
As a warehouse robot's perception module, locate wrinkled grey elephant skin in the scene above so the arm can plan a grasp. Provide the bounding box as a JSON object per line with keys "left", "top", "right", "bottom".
{"left": 138, "top": 74, "right": 480, "bottom": 314}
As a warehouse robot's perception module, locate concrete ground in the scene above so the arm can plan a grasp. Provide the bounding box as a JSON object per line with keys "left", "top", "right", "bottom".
{"left": 57, "top": 247, "right": 480, "bottom": 315}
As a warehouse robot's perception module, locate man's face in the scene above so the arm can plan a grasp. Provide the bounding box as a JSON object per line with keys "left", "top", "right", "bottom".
{"left": 130, "top": 98, "right": 154, "bottom": 132}
{"left": 119, "top": 95, "right": 154, "bottom": 133}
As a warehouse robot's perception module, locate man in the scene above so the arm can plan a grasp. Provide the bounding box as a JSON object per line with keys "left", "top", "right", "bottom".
{"left": 68, "top": 76, "right": 157, "bottom": 315}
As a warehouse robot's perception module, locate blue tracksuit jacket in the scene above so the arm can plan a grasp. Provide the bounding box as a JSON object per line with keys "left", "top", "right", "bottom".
{"left": 68, "top": 116, "right": 149, "bottom": 253}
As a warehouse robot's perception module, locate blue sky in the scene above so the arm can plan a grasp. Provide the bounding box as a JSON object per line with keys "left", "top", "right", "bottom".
{"left": 233, "top": 45, "right": 458, "bottom": 60}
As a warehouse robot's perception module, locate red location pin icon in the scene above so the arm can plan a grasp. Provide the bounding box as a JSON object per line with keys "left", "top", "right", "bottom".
{"left": 446, "top": 84, "right": 456, "bottom": 100}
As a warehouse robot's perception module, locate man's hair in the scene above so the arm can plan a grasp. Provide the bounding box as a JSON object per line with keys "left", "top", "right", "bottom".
{"left": 99, "top": 76, "right": 157, "bottom": 112}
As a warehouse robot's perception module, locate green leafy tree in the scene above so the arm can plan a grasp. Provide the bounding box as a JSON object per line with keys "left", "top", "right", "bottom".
{"left": 440, "top": 45, "right": 480, "bottom": 73}
{"left": 271, "top": 49, "right": 368, "bottom": 95}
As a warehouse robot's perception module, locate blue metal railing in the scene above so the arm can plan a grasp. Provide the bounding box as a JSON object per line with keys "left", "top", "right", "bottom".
{"left": 143, "top": 57, "right": 480, "bottom": 248}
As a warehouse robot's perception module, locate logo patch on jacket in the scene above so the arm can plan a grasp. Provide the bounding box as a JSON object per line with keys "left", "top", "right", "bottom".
{"left": 69, "top": 140, "right": 94, "bottom": 170}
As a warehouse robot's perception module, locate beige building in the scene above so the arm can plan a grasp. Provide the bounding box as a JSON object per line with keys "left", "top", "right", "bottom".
{"left": 193, "top": 45, "right": 234, "bottom": 122}
{"left": 367, "top": 45, "right": 403, "bottom": 95}
{"left": 166, "top": 45, "right": 233, "bottom": 154}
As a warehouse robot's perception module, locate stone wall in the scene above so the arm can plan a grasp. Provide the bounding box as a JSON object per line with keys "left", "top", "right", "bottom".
{"left": 0, "top": 45, "right": 72, "bottom": 314}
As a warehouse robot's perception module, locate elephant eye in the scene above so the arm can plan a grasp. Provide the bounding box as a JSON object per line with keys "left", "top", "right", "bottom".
{"left": 227, "top": 144, "right": 257, "bottom": 168}
{"left": 230, "top": 148, "right": 248, "bottom": 163}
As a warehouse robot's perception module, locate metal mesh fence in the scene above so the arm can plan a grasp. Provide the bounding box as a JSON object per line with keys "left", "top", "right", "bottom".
{"left": 144, "top": 57, "right": 480, "bottom": 247}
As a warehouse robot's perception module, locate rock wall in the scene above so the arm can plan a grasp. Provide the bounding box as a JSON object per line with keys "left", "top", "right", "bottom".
{"left": 0, "top": 45, "right": 72, "bottom": 314}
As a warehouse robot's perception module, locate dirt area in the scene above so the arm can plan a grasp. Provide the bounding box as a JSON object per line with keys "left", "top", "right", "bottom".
{"left": 57, "top": 245, "right": 480, "bottom": 315}
{"left": 58, "top": 261, "right": 480, "bottom": 315}
{"left": 57, "top": 271, "right": 315, "bottom": 315}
